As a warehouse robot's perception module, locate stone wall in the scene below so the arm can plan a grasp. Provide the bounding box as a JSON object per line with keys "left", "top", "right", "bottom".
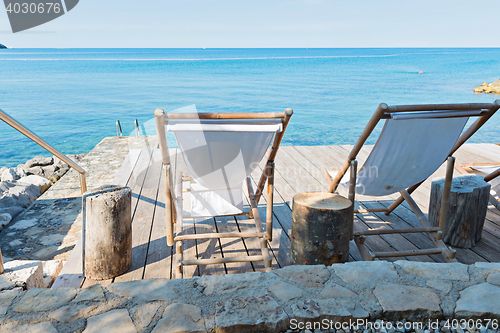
{"left": 1, "top": 261, "right": 499, "bottom": 333}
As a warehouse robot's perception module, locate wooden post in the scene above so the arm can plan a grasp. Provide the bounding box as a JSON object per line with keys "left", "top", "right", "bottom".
{"left": 291, "top": 192, "right": 353, "bottom": 265}
{"left": 429, "top": 175, "right": 491, "bottom": 248}
{"left": 348, "top": 160, "right": 357, "bottom": 240}
{"left": 266, "top": 162, "right": 275, "bottom": 241}
{"left": 83, "top": 185, "right": 132, "bottom": 280}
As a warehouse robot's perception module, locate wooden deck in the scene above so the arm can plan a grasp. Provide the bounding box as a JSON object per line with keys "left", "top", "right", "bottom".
{"left": 53, "top": 143, "right": 500, "bottom": 288}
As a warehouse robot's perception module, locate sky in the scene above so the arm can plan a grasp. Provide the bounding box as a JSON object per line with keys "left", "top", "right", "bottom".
{"left": 0, "top": 0, "right": 499, "bottom": 48}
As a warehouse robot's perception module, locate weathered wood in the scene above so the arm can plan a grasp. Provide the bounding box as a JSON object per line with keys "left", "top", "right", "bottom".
{"left": 429, "top": 175, "right": 491, "bottom": 248}
{"left": 83, "top": 185, "right": 132, "bottom": 280}
{"left": 291, "top": 192, "right": 352, "bottom": 265}
{"left": 0, "top": 248, "right": 4, "bottom": 274}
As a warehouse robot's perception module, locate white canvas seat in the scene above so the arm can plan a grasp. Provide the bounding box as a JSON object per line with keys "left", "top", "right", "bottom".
{"left": 155, "top": 108, "right": 293, "bottom": 278}
{"left": 168, "top": 119, "right": 282, "bottom": 217}
{"left": 322, "top": 101, "right": 500, "bottom": 262}
{"left": 454, "top": 164, "right": 500, "bottom": 210}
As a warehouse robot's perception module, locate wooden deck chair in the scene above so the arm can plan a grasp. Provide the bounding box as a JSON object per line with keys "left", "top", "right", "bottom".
{"left": 455, "top": 163, "right": 500, "bottom": 211}
{"left": 154, "top": 108, "right": 293, "bottom": 278}
{"left": 321, "top": 101, "right": 500, "bottom": 263}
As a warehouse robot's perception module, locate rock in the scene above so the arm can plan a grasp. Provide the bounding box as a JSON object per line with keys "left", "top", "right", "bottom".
{"left": 0, "top": 288, "right": 22, "bottom": 315}
{"left": 395, "top": 260, "right": 469, "bottom": 281}
{"left": 13, "top": 287, "right": 77, "bottom": 312}
{"left": 42, "top": 259, "right": 63, "bottom": 288}
{"left": 26, "top": 166, "right": 45, "bottom": 177}
{"left": 268, "top": 281, "right": 306, "bottom": 301}
{"left": 25, "top": 156, "right": 53, "bottom": 168}
{"left": 39, "top": 233, "right": 64, "bottom": 246}
{"left": 321, "top": 280, "right": 358, "bottom": 299}
{"left": 9, "top": 219, "right": 37, "bottom": 230}
{"left": 199, "top": 271, "right": 264, "bottom": 295}
{"left": 73, "top": 284, "right": 105, "bottom": 302}
{"left": 1, "top": 322, "right": 58, "bottom": 333}
{"left": 487, "top": 271, "right": 500, "bottom": 286}
{"left": 332, "top": 261, "right": 399, "bottom": 284}
{"left": 272, "top": 265, "right": 330, "bottom": 288}
{"left": 152, "top": 303, "right": 205, "bottom": 333}
{"left": 474, "top": 79, "right": 500, "bottom": 94}
{"left": 84, "top": 309, "right": 137, "bottom": 333}
{"left": 475, "top": 262, "right": 500, "bottom": 272}
{"left": 132, "top": 302, "right": 161, "bottom": 331}
{"left": 106, "top": 278, "right": 178, "bottom": 303}
{"left": 425, "top": 279, "right": 453, "bottom": 294}
{"left": 9, "top": 239, "right": 22, "bottom": 247}
{"left": 47, "top": 167, "right": 69, "bottom": 183}
{"left": 0, "top": 260, "right": 43, "bottom": 291}
{"left": 18, "top": 175, "right": 52, "bottom": 193}
{"left": 0, "top": 181, "right": 42, "bottom": 211}
{"left": 1, "top": 167, "right": 25, "bottom": 181}
{"left": 455, "top": 283, "right": 500, "bottom": 317}
{"left": 49, "top": 304, "right": 98, "bottom": 322}
{"left": 0, "top": 213, "right": 12, "bottom": 227}
{"left": 373, "top": 284, "right": 441, "bottom": 320}
{"left": 291, "top": 300, "right": 321, "bottom": 321}
{"left": 215, "top": 294, "right": 288, "bottom": 332}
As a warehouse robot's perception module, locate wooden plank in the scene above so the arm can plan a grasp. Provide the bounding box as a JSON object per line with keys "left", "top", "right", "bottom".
{"left": 143, "top": 164, "right": 173, "bottom": 280}
{"left": 194, "top": 217, "right": 226, "bottom": 276}
{"left": 114, "top": 149, "right": 162, "bottom": 283}
{"left": 51, "top": 237, "right": 84, "bottom": 288}
{"left": 214, "top": 215, "right": 255, "bottom": 274}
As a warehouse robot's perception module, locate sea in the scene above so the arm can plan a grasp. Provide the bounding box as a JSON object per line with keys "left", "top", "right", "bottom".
{"left": 1, "top": 48, "right": 499, "bottom": 168}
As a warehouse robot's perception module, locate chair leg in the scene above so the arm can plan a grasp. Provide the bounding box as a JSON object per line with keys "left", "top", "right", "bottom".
{"left": 439, "top": 157, "right": 455, "bottom": 233}
{"left": 164, "top": 164, "right": 174, "bottom": 247}
{"left": 266, "top": 162, "right": 275, "bottom": 241}
{"left": 348, "top": 160, "right": 357, "bottom": 240}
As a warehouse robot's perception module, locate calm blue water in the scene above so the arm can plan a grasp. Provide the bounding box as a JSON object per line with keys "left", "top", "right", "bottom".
{"left": 1, "top": 48, "right": 499, "bottom": 167}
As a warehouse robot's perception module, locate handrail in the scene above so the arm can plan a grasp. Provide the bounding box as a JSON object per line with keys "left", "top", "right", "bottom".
{"left": 0, "top": 108, "right": 88, "bottom": 194}
{"left": 116, "top": 120, "right": 122, "bottom": 137}
{"left": 134, "top": 119, "right": 140, "bottom": 136}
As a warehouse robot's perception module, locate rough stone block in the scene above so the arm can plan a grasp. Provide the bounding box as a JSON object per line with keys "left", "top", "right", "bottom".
{"left": 272, "top": 265, "right": 330, "bottom": 288}
{"left": 84, "top": 309, "right": 137, "bottom": 333}
{"left": 215, "top": 294, "right": 288, "bottom": 333}
{"left": 268, "top": 281, "right": 305, "bottom": 301}
{"left": 152, "top": 303, "right": 205, "bottom": 333}
{"left": 487, "top": 271, "right": 500, "bottom": 287}
{"left": 13, "top": 287, "right": 77, "bottom": 312}
{"left": 332, "top": 261, "right": 399, "bottom": 284}
{"left": 0, "top": 288, "right": 22, "bottom": 315}
{"left": 132, "top": 302, "right": 161, "bottom": 331}
{"left": 425, "top": 279, "right": 453, "bottom": 294}
{"left": 321, "top": 280, "right": 358, "bottom": 299}
{"left": 395, "top": 261, "right": 469, "bottom": 281}
{"left": 1, "top": 321, "right": 58, "bottom": 333}
{"left": 106, "top": 278, "right": 179, "bottom": 303}
{"left": 18, "top": 175, "right": 52, "bottom": 193}
{"left": 475, "top": 262, "right": 500, "bottom": 272}
{"left": 199, "top": 271, "right": 264, "bottom": 295}
{"left": 42, "top": 259, "right": 63, "bottom": 288}
{"left": 455, "top": 283, "right": 500, "bottom": 318}
{"left": 49, "top": 304, "right": 98, "bottom": 323}
{"left": 72, "top": 284, "right": 105, "bottom": 302}
{"left": 0, "top": 260, "right": 43, "bottom": 291}
{"left": 373, "top": 284, "right": 441, "bottom": 320}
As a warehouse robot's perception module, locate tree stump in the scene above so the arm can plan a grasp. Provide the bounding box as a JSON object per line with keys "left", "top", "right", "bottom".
{"left": 83, "top": 185, "right": 132, "bottom": 280}
{"left": 429, "top": 175, "right": 491, "bottom": 248}
{"left": 291, "top": 192, "right": 352, "bottom": 265}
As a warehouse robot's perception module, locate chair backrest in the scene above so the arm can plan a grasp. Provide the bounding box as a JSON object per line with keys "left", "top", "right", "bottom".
{"left": 357, "top": 116, "right": 468, "bottom": 196}
{"left": 167, "top": 119, "right": 282, "bottom": 190}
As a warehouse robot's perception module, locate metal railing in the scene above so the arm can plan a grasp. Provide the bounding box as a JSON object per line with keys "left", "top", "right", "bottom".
{"left": 0, "top": 108, "right": 88, "bottom": 194}
{"left": 116, "top": 120, "right": 123, "bottom": 137}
